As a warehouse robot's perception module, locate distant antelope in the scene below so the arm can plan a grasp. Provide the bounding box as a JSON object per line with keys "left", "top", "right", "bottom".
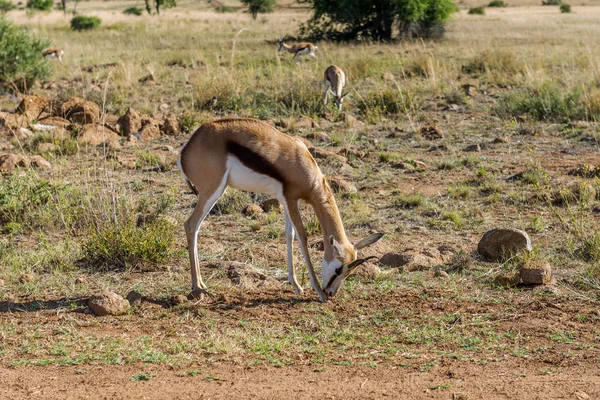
{"left": 324, "top": 65, "right": 349, "bottom": 111}
{"left": 278, "top": 40, "right": 318, "bottom": 63}
{"left": 42, "top": 48, "right": 64, "bottom": 63}
{"left": 178, "top": 118, "right": 383, "bottom": 302}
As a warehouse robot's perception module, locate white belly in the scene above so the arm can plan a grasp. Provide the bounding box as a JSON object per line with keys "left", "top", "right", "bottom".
{"left": 226, "top": 156, "right": 283, "bottom": 199}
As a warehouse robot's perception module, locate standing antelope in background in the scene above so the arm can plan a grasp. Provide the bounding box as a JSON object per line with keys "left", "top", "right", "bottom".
{"left": 42, "top": 48, "right": 64, "bottom": 63}
{"left": 278, "top": 40, "right": 318, "bottom": 63}
{"left": 178, "top": 118, "right": 383, "bottom": 302}
{"left": 324, "top": 65, "right": 349, "bottom": 111}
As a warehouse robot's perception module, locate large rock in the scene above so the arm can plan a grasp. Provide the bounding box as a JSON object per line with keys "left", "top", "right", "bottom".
{"left": 140, "top": 123, "right": 161, "bottom": 140}
{"left": 379, "top": 251, "right": 440, "bottom": 271}
{"left": 160, "top": 115, "right": 180, "bottom": 136}
{"left": 262, "top": 198, "right": 283, "bottom": 213}
{"left": 16, "top": 95, "right": 52, "bottom": 121}
{"left": 59, "top": 97, "right": 100, "bottom": 125}
{"left": 118, "top": 108, "right": 142, "bottom": 135}
{"left": 226, "top": 262, "right": 269, "bottom": 287}
{"left": 0, "top": 154, "right": 51, "bottom": 173}
{"left": 77, "top": 124, "right": 120, "bottom": 145}
{"left": 478, "top": 228, "right": 532, "bottom": 262}
{"left": 88, "top": 292, "right": 130, "bottom": 316}
{"left": 520, "top": 259, "right": 552, "bottom": 285}
{"left": 0, "top": 112, "right": 27, "bottom": 130}
{"left": 243, "top": 204, "right": 263, "bottom": 217}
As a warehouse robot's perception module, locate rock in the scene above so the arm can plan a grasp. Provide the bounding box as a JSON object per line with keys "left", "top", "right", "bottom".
{"left": 187, "top": 289, "right": 207, "bottom": 301}
{"left": 420, "top": 125, "right": 444, "bottom": 140}
{"left": 160, "top": 115, "right": 180, "bottom": 136}
{"left": 305, "top": 131, "right": 328, "bottom": 141}
{"left": 354, "top": 263, "right": 382, "bottom": 280}
{"left": 19, "top": 274, "right": 34, "bottom": 283}
{"left": 0, "top": 112, "right": 26, "bottom": 129}
{"left": 139, "top": 73, "right": 156, "bottom": 83}
{"left": 434, "top": 270, "right": 450, "bottom": 279}
{"left": 17, "top": 127, "right": 33, "bottom": 139}
{"left": 88, "top": 292, "right": 130, "bottom": 316}
{"left": 226, "top": 262, "right": 268, "bottom": 287}
{"left": 37, "top": 116, "right": 72, "bottom": 128}
{"left": 462, "top": 84, "right": 477, "bottom": 97}
{"left": 170, "top": 294, "right": 188, "bottom": 305}
{"left": 464, "top": 144, "right": 481, "bottom": 152}
{"left": 77, "top": 124, "right": 120, "bottom": 146}
{"left": 328, "top": 176, "right": 357, "bottom": 194}
{"left": 117, "top": 108, "right": 142, "bottom": 135}
{"left": 520, "top": 259, "right": 552, "bottom": 285}
{"left": 494, "top": 271, "right": 520, "bottom": 287}
{"left": 379, "top": 250, "right": 442, "bottom": 272}
{"left": 296, "top": 116, "right": 319, "bottom": 129}
{"left": 16, "top": 95, "right": 51, "bottom": 121}
{"left": 28, "top": 155, "right": 52, "bottom": 169}
{"left": 382, "top": 72, "right": 395, "bottom": 81}
{"left": 262, "top": 198, "right": 283, "bottom": 213}
{"left": 126, "top": 290, "right": 143, "bottom": 306}
{"left": 117, "top": 156, "right": 137, "bottom": 169}
{"left": 0, "top": 154, "right": 27, "bottom": 173}
{"left": 493, "top": 136, "right": 509, "bottom": 144}
{"left": 0, "top": 279, "right": 4, "bottom": 286}
{"left": 319, "top": 112, "right": 335, "bottom": 122}
{"left": 574, "top": 391, "right": 590, "bottom": 400}
{"left": 478, "top": 228, "right": 532, "bottom": 262}
{"left": 140, "top": 123, "right": 161, "bottom": 140}
{"left": 342, "top": 113, "right": 364, "bottom": 128}
{"left": 243, "top": 204, "right": 263, "bottom": 216}
{"left": 59, "top": 97, "right": 100, "bottom": 125}
{"left": 74, "top": 277, "right": 86, "bottom": 285}
{"left": 30, "top": 123, "right": 58, "bottom": 133}
{"left": 154, "top": 145, "right": 177, "bottom": 154}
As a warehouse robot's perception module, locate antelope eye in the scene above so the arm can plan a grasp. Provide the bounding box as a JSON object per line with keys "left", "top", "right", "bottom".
{"left": 334, "top": 266, "right": 343, "bottom": 275}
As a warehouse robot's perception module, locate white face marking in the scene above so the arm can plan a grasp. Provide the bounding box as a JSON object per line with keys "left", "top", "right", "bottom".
{"left": 321, "top": 258, "right": 344, "bottom": 297}
{"left": 226, "top": 155, "right": 283, "bottom": 199}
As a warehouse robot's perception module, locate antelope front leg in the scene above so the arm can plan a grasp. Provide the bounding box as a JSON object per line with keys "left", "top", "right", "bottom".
{"left": 285, "top": 214, "right": 303, "bottom": 295}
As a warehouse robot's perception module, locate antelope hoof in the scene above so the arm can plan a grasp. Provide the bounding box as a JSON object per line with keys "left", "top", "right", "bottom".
{"left": 187, "top": 288, "right": 212, "bottom": 301}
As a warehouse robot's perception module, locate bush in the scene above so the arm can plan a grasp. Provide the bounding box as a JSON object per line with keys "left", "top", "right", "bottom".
{"left": 542, "top": 0, "right": 561, "bottom": 4}
{"left": 70, "top": 15, "right": 102, "bottom": 31}
{"left": 488, "top": 0, "right": 507, "bottom": 6}
{"left": 123, "top": 6, "right": 143, "bottom": 15}
{"left": 0, "top": 0, "right": 15, "bottom": 13}
{"left": 560, "top": 3, "right": 571, "bottom": 12}
{"left": 215, "top": 5, "right": 235, "bottom": 13}
{"left": 26, "top": 0, "right": 52, "bottom": 11}
{"left": 468, "top": 6, "right": 485, "bottom": 15}
{"left": 0, "top": 17, "right": 52, "bottom": 92}
{"left": 240, "top": 0, "right": 275, "bottom": 19}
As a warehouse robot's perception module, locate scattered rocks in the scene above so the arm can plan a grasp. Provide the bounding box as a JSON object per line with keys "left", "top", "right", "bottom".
{"left": 420, "top": 124, "right": 444, "bottom": 140}
{"left": 74, "top": 277, "right": 87, "bottom": 285}
{"left": 170, "top": 294, "right": 188, "bottom": 306}
{"left": 19, "top": 274, "right": 35, "bottom": 283}
{"left": 77, "top": 124, "right": 120, "bottom": 146}
{"left": 88, "top": 292, "right": 130, "bottom": 316}
{"left": 520, "top": 259, "right": 552, "bottom": 285}
{"left": 17, "top": 127, "right": 33, "bottom": 139}
{"left": 126, "top": 290, "right": 143, "bottom": 306}
{"left": 262, "top": 198, "right": 283, "bottom": 213}
{"left": 478, "top": 228, "right": 532, "bottom": 262}
{"left": 60, "top": 97, "right": 100, "bottom": 125}
{"left": 243, "top": 204, "right": 263, "bottom": 217}
{"left": 328, "top": 176, "right": 357, "bottom": 194}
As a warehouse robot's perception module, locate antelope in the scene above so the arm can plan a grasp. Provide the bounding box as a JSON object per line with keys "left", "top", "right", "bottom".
{"left": 42, "top": 48, "right": 64, "bottom": 63}
{"left": 324, "top": 65, "right": 349, "bottom": 111}
{"left": 178, "top": 118, "right": 384, "bottom": 302}
{"left": 278, "top": 40, "right": 318, "bottom": 63}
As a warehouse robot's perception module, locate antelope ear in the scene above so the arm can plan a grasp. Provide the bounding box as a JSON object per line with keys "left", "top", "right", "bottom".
{"left": 329, "top": 235, "right": 344, "bottom": 258}
{"left": 341, "top": 92, "right": 350, "bottom": 99}
{"left": 354, "top": 233, "right": 385, "bottom": 250}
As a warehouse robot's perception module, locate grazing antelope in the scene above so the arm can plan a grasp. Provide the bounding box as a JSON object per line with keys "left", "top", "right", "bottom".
{"left": 42, "top": 48, "right": 64, "bottom": 63}
{"left": 178, "top": 118, "right": 384, "bottom": 302}
{"left": 324, "top": 65, "right": 349, "bottom": 111}
{"left": 278, "top": 40, "right": 318, "bottom": 63}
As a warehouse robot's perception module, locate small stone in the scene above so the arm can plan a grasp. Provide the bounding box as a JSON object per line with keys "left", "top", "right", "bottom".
{"left": 74, "top": 277, "right": 87, "bottom": 285}
{"left": 493, "top": 136, "right": 509, "bottom": 144}
{"left": 0, "top": 279, "right": 5, "bottom": 286}
{"left": 126, "top": 290, "right": 143, "bottom": 306}
{"left": 434, "top": 270, "right": 450, "bottom": 279}
{"left": 18, "top": 127, "right": 34, "bottom": 138}
{"left": 28, "top": 155, "right": 51, "bottom": 169}
{"left": 77, "top": 124, "right": 120, "bottom": 146}
{"left": 19, "top": 274, "right": 34, "bottom": 283}
{"left": 88, "top": 292, "right": 130, "bottom": 316}
{"left": 464, "top": 144, "right": 481, "bottom": 152}
{"left": 342, "top": 113, "right": 364, "bottom": 128}
{"left": 420, "top": 124, "right": 444, "bottom": 140}
{"left": 0, "top": 154, "right": 27, "bottom": 173}
{"left": 494, "top": 271, "right": 520, "bottom": 287}
{"left": 187, "top": 289, "right": 207, "bottom": 301}
{"left": 478, "top": 228, "right": 532, "bottom": 262}
{"left": 462, "top": 84, "right": 477, "bottom": 97}
{"left": 262, "top": 198, "right": 283, "bottom": 213}
{"left": 328, "top": 177, "right": 357, "bottom": 194}
{"left": 243, "top": 204, "right": 263, "bottom": 216}
{"left": 354, "top": 263, "right": 381, "bottom": 280}
{"left": 382, "top": 72, "right": 395, "bottom": 81}
{"left": 170, "top": 294, "right": 188, "bottom": 305}
{"left": 296, "top": 116, "right": 319, "bottom": 129}
{"left": 520, "top": 259, "right": 552, "bottom": 285}
{"left": 574, "top": 391, "right": 590, "bottom": 400}
{"left": 305, "top": 131, "right": 329, "bottom": 142}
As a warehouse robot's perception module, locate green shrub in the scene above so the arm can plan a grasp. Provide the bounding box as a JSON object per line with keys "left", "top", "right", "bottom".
{"left": 123, "top": 6, "right": 143, "bottom": 15}
{"left": 215, "top": 5, "right": 235, "bottom": 13}
{"left": 488, "top": 0, "right": 507, "bottom": 7}
{"left": 560, "top": 3, "right": 571, "bottom": 13}
{"left": 0, "top": 17, "right": 52, "bottom": 92}
{"left": 26, "top": 0, "right": 52, "bottom": 11}
{"left": 468, "top": 6, "right": 485, "bottom": 15}
{"left": 0, "top": 0, "right": 16, "bottom": 13}
{"left": 211, "top": 189, "right": 252, "bottom": 215}
{"left": 579, "top": 232, "right": 600, "bottom": 262}
{"left": 542, "top": 0, "right": 561, "bottom": 4}
{"left": 391, "top": 193, "right": 424, "bottom": 209}
{"left": 70, "top": 15, "right": 102, "bottom": 31}
{"left": 240, "top": 0, "right": 275, "bottom": 19}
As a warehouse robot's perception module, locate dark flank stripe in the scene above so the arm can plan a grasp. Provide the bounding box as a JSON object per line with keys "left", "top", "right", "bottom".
{"left": 226, "top": 141, "right": 287, "bottom": 185}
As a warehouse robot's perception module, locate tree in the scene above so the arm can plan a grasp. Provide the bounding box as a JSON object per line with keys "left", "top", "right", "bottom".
{"left": 26, "top": 0, "right": 53, "bottom": 11}
{"left": 144, "top": 0, "right": 176, "bottom": 15}
{"left": 301, "top": 0, "right": 458, "bottom": 42}
{"left": 240, "top": 0, "right": 275, "bottom": 19}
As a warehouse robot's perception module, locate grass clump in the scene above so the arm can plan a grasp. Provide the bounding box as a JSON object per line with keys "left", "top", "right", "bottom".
{"left": 0, "top": 0, "right": 15, "bottom": 13}
{"left": 542, "top": 0, "right": 561, "bottom": 4}
{"left": 215, "top": 6, "right": 235, "bottom": 13}
{"left": 70, "top": 16, "right": 102, "bottom": 31}
{"left": 26, "top": 0, "right": 52, "bottom": 11}
{"left": 357, "top": 87, "right": 419, "bottom": 123}
{"left": 136, "top": 151, "right": 170, "bottom": 171}
{"left": 560, "top": 3, "right": 571, "bottom": 13}
{"left": 468, "top": 6, "right": 485, "bottom": 15}
{"left": 124, "top": 6, "right": 143, "bottom": 16}
{"left": 462, "top": 50, "right": 521, "bottom": 76}
{"left": 488, "top": 0, "right": 507, "bottom": 7}
{"left": 579, "top": 232, "right": 600, "bottom": 262}
{"left": 391, "top": 193, "right": 424, "bottom": 209}
{"left": 211, "top": 189, "right": 252, "bottom": 215}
